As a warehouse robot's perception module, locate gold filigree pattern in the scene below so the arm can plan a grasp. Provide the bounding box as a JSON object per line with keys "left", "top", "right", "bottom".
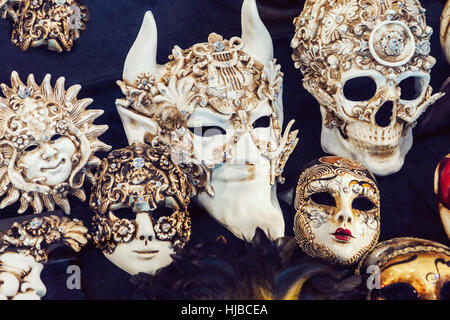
{"left": 0, "top": 215, "right": 89, "bottom": 262}
{"left": 89, "top": 140, "right": 191, "bottom": 254}
{"left": 10, "top": 0, "right": 88, "bottom": 52}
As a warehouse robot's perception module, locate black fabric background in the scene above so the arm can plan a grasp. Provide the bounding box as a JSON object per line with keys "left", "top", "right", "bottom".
{"left": 0, "top": 0, "right": 449, "bottom": 299}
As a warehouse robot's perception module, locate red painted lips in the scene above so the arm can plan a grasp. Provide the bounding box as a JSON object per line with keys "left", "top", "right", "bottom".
{"left": 332, "top": 228, "right": 353, "bottom": 241}
{"left": 438, "top": 157, "right": 450, "bottom": 209}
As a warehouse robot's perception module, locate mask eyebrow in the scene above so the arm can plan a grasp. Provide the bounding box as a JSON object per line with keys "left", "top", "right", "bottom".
{"left": 186, "top": 108, "right": 232, "bottom": 127}
{"left": 381, "top": 254, "right": 418, "bottom": 272}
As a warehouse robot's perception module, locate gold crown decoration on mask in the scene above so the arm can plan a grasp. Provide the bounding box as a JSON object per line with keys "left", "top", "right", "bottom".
{"left": 0, "top": 215, "right": 89, "bottom": 263}
{"left": 8, "top": 0, "right": 88, "bottom": 52}
{"left": 0, "top": 71, "right": 111, "bottom": 215}
{"left": 89, "top": 139, "right": 191, "bottom": 254}
{"left": 116, "top": 31, "right": 298, "bottom": 195}
{"left": 294, "top": 156, "right": 380, "bottom": 265}
{"left": 291, "top": 0, "right": 443, "bottom": 124}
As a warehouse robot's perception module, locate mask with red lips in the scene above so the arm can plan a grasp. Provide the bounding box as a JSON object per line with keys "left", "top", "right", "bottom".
{"left": 294, "top": 156, "right": 380, "bottom": 265}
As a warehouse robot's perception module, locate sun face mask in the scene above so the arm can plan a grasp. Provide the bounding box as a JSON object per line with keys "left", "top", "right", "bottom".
{"left": 358, "top": 237, "right": 450, "bottom": 300}
{"left": 291, "top": 0, "right": 444, "bottom": 176}
{"left": 89, "top": 140, "right": 191, "bottom": 275}
{"left": 0, "top": 215, "right": 88, "bottom": 300}
{"left": 0, "top": 71, "right": 111, "bottom": 215}
{"left": 435, "top": 153, "right": 450, "bottom": 240}
{"left": 8, "top": 0, "right": 88, "bottom": 52}
{"left": 294, "top": 156, "right": 380, "bottom": 265}
{"left": 115, "top": 0, "right": 298, "bottom": 241}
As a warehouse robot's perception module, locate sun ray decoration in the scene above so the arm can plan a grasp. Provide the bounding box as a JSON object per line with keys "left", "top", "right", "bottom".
{"left": 0, "top": 71, "right": 111, "bottom": 215}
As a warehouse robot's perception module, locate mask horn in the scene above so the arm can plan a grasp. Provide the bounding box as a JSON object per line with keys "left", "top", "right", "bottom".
{"left": 241, "top": 0, "right": 273, "bottom": 65}
{"left": 123, "top": 11, "right": 162, "bottom": 84}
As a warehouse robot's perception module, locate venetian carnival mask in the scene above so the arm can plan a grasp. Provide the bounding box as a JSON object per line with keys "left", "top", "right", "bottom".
{"left": 442, "top": 0, "right": 450, "bottom": 64}
{"left": 294, "top": 156, "right": 380, "bottom": 265}
{"left": 2, "top": 0, "right": 89, "bottom": 52}
{"left": 435, "top": 153, "right": 450, "bottom": 240}
{"left": 0, "top": 72, "right": 110, "bottom": 214}
{"left": 358, "top": 237, "right": 450, "bottom": 300}
{"left": 291, "top": 0, "right": 444, "bottom": 176}
{"left": 0, "top": 215, "right": 88, "bottom": 300}
{"left": 89, "top": 140, "right": 191, "bottom": 275}
{"left": 115, "top": 0, "right": 298, "bottom": 241}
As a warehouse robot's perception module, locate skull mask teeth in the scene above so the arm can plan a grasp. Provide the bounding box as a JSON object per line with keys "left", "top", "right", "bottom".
{"left": 292, "top": 0, "right": 444, "bottom": 176}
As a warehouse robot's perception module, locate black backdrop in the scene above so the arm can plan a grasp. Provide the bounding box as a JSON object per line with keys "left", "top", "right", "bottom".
{"left": 0, "top": 0, "right": 449, "bottom": 300}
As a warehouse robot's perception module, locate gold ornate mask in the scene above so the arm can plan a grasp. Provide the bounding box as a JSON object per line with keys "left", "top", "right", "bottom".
{"left": 89, "top": 139, "right": 191, "bottom": 275}
{"left": 358, "top": 237, "right": 450, "bottom": 300}
{"left": 291, "top": 0, "right": 443, "bottom": 176}
{"left": 7, "top": 0, "right": 88, "bottom": 52}
{"left": 116, "top": 0, "right": 299, "bottom": 241}
{"left": 0, "top": 215, "right": 88, "bottom": 299}
{"left": 435, "top": 153, "right": 450, "bottom": 240}
{"left": 0, "top": 71, "right": 111, "bottom": 214}
{"left": 294, "top": 156, "right": 380, "bottom": 265}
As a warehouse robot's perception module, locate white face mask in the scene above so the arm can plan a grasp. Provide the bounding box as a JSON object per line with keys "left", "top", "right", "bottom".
{"left": 90, "top": 142, "right": 191, "bottom": 275}
{"left": 0, "top": 252, "right": 46, "bottom": 300}
{"left": 0, "top": 71, "right": 110, "bottom": 214}
{"left": 115, "top": 0, "right": 298, "bottom": 241}
{"left": 292, "top": 0, "right": 443, "bottom": 176}
{"left": 294, "top": 156, "right": 380, "bottom": 265}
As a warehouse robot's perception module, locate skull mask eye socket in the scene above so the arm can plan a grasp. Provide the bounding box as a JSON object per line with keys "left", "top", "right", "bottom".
{"left": 398, "top": 76, "right": 426, "bottom": 101}
{"left": 252, "top": 116, "right": 271, "bottom": 128}
{"left": 309, "top": 191, "right": 336, "bottom": 207}
{"left": 343, "top": 77, "right": 377, "bottom": 102}
{"left": 110, "top": 207, "right": 133, "bottom": 220}
{"left": 150, "top": 205, "right": 176, "bottom": 221}
{"left": 377, "top": 282, "right": 420, "bottom": 300}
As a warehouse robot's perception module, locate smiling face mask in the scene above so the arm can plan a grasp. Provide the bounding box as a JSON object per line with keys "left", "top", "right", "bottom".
{"left": 115, "top": 0, "right": 298, "bottom": 241}
{"left": 0, "top": 215, "right": 88, "bottom": 300}
{"left": 358, "top": 237, "right": 450, "bottom": 300}
{"left": 0, "top": 71, "right": 110, "bottom": 214}
{"left": 89, "top": 141, "right": 191, "bottom": 275}
{"left": 291, "top": 0, "right": 443, "bottom": 176}
{"left": 294, "top": 156, "right": 380, "bottom": 265}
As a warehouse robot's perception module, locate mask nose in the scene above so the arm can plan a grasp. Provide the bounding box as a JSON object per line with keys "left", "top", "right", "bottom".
{"left": 375, "top": 101, "right": 395, "bottom": 127}
{"left": 135, "top": 212, "right": 155, "bottom": 245}
{"left": 232, "top": 132, "right": 261, "bottom": 165}
{"left": 336, "top": 208, "right": 353, "bottom": 227}
{"left": 40, "top": 144, "right": 58, "bottom": 161}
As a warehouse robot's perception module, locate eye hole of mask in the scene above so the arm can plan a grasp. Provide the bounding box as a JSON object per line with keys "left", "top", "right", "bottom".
{"left": 399, "top": 76, "right": 424, "bottom": 101}
{"left": 378, "top": 282, "right": 419, "bottom": 300}
{"left": 252, "top": 116, "right": 271, "bottom": 128}
{"left": 309, "top": 192, "right": 336, "bottom": 207}
{"left": 188, "top": 126, "right": 226, "bottom": 137}
{"left": 343, "top": 77, "right": 377, "bottom": 102}
{"left": 111, "top": 207, "right": 132, "bottom": 220}
{"left": 150, "top": 205, "right": 175, "bottom": 221}
{"left": 50, "top": 133, "right": 64, "bottom": 142}
{"left": 440, "top": 282, "right": 450, "bottom": 300}
{"left": 23, "top": 144, "right": 38, "bottom": 152}
{"left": 352, "top": 196, "right": 376, "bottom": 211}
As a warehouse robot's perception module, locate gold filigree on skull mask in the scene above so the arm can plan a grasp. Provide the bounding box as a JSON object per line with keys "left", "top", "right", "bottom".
{"left": 0, "top": 71, "right": 111, "bottom": 214}
{"left": 294, "top": 156, "right": 380, "bottom": 265}
{"left": 291, "top": 0, "right": 444, "bottom": 176}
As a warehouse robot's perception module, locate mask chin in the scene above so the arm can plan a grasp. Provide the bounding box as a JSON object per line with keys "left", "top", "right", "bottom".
{"left": 197, "top": 160, "right": 284, "bottom": 241}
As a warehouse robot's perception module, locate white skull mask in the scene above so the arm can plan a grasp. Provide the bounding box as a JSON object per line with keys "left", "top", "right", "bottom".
{"left": 90, "top": 142, "right": 191, "bottom": 275}
{"left": 115, "top": 0, "right": 298, "bottom": 241}
{"left": 294, "top": 156, "right": 380, "bottom": 265}
{"left": 292, "top": 0, "right": 444, "bottom": 176}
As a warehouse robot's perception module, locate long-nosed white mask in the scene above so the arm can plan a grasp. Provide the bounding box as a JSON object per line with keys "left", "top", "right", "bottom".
{"left": 115, "top": 0, "right": 298, "bottom": 241}
{"left": 292, "top": 0, "right": 444, "bottom": 176}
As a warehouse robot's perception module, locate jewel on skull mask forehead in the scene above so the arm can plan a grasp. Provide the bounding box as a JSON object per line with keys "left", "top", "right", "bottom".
{"left": 133, "top": 157, "right": 145, "bottom": 168}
